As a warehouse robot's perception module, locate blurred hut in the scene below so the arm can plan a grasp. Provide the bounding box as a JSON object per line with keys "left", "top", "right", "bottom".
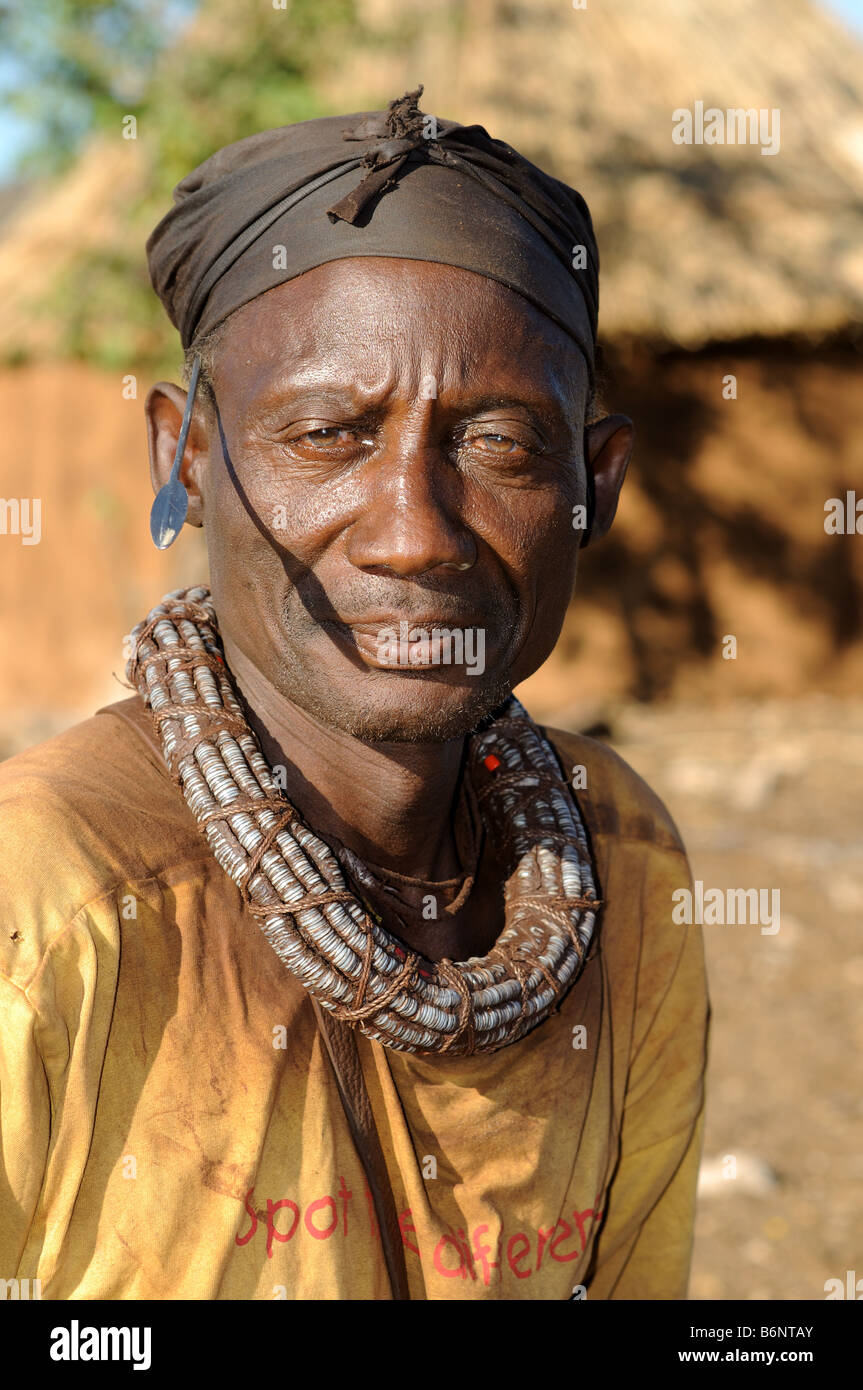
{"left": 0, "top": 0, "right": 861, "bottom": 740}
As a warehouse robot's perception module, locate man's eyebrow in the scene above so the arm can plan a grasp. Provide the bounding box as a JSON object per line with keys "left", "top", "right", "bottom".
{"left": 442, "top": 387, "right": 583, "bottom": 435}
{"left": 252, "top": 383, "right": 373, "bottom": 417}
{"left": 442, "top": 390, "right": 568, "bottom": 416}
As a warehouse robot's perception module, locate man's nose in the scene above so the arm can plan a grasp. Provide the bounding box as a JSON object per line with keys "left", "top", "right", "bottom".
{"left": 344, "top": 447, "right": 476, "bottom": 577}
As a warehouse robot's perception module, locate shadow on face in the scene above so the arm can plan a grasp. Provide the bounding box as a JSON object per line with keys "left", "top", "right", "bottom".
{"left": 147, "top": 257, "right": 628, "bottom": 743}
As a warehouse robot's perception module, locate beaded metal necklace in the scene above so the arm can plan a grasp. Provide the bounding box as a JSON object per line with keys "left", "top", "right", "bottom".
{"left": 127, "top": 587, "right": 601, "bottom": 1056}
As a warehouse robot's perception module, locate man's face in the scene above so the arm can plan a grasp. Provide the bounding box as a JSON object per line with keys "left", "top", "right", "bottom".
{"left": 149, "top": 258, "right": 622, "bottom": 742}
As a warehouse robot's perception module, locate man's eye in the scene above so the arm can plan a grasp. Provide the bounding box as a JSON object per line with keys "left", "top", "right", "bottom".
{"left": 467, "top": 433, "right": 524, "bottom": 455}
{"left": 298, "top": 427, "right": 353, "bottom": 445}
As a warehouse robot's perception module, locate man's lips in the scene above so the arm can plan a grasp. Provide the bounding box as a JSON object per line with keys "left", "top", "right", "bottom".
{"left": 321, "top": 616, "right": 488, "bottom": 670}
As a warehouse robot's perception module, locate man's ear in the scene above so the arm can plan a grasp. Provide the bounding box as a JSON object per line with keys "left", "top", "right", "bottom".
{"left": 581, "top": 413, "right": 634, "bottom": 548}
{"left": 145, "top": 382, "right": 211, "bottom": 529}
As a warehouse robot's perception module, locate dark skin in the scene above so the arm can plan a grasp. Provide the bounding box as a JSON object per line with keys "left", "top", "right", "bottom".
{"left": 146, "top": 258, "right": 633, "bottom": 962}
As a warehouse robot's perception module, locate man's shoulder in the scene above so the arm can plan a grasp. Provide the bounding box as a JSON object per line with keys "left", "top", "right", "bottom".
{"left": 0, "top": 696, "right": 177, "bottom": 833}
{"left": 542, "top": 721, "right": 686, "bottom": 857}
{"left": 0, "top": 698, "right": 203, "bottom": 965}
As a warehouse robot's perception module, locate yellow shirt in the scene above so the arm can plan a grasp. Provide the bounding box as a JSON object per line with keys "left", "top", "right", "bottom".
{"left": 0, "top": 696, "right": 708, "bottom": 1300}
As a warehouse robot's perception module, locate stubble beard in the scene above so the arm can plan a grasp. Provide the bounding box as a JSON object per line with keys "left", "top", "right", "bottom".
{"left": 273, "top": 583, "right": 521, "bottom": 743}
{"left": 278, "top": 659, "right": 517, "bottom": 743}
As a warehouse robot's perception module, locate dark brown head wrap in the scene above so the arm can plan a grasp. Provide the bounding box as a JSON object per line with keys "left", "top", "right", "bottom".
{"left": 146, "top": 86, "right": 599, "bottom": 379}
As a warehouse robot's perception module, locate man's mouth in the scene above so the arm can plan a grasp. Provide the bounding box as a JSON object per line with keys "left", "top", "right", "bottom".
{"left": 323, "top": 616, "right": 488, "bottom": 673}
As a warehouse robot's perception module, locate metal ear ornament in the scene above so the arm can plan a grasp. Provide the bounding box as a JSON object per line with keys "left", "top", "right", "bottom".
{"left": 149, "top": 355, "right": 201, "bottom": 550}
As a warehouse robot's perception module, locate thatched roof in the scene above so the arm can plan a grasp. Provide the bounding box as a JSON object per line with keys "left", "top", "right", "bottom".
{"left": 341, "top": 0, "right": 863, "bottom": 346}
{"left": 1, "top": 0, "right": 862, "bottom": 357}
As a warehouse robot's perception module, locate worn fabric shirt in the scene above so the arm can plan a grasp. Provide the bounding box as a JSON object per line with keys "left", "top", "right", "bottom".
{"left": 0, "top": 695, "right": 708, "bottom": 1300}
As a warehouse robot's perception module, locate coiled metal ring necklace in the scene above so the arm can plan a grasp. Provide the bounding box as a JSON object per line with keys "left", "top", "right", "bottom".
{"left": 127, "top": 586, "right": 601, "bottom": 1056}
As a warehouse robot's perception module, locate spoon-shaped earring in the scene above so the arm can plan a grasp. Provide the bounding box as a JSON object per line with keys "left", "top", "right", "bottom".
{"left": 149, "top": 355, "right": 201, "bottom": 550}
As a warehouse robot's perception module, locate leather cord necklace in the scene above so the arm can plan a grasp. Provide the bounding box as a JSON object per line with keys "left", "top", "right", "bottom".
{"left": 332, "top": 768, "right": 483, "bottom": 934}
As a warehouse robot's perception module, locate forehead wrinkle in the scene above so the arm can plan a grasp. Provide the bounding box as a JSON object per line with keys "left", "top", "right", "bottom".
{"left": 252, "top": 356, "right": 406, "bottom": 415}
{"left": 219, "top": 268, "right": 589, "bottom": 420}
{"left": 234, "top": 263, "right": 491, "bottom": 362}
{"left": 239, "top": 338, "right": 586, "bottom": 429}
{"left": 422, "top": 304, "right": 589, "bottom": 420}
{"left": 252, "top": 322, "right": 464, "bottom": 412}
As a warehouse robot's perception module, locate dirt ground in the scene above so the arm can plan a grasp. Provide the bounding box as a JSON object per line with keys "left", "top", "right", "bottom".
{"left": 576, "top": 693, "right": 863, "bottom": 1302}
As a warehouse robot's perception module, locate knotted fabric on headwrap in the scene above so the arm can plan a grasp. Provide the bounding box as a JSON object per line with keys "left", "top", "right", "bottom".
{"left": 146, "top": 85, "right": 599, "bottom": 377}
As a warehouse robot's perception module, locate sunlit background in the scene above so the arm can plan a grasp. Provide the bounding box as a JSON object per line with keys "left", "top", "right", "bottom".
{"left": 1, "top": 0, "right": 861, "bottom": 1301}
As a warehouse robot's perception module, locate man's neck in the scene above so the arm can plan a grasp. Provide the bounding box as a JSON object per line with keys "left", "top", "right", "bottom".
{"left": 225, "top": 650, "right": 466, "bottom": 882}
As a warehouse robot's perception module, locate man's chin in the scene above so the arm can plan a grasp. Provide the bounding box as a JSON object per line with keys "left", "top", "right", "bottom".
{"left": 285, "top": 670, "right": 515, "bottom": 745}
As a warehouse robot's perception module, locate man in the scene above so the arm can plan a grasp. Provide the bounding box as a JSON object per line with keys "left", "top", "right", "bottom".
{"left": 0, "top": 88, "right": 708, "bottom": 1300}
